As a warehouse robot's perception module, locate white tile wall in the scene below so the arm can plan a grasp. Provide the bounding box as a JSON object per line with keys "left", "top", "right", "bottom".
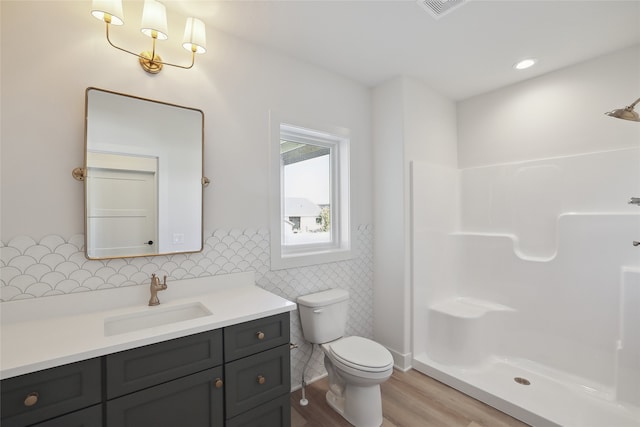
{"left": 0, "top": 225, "right": 374, "bottom": 388}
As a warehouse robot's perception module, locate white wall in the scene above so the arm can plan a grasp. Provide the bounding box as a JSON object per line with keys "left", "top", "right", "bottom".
{"left": 403, "top": 78, "right": 458, "bottom": 168}
{"left": 372, "top": 76, "right": 457, "bottom": 368}
{"left": 0, "top": 1, "right": 373, "bottom": 241}
{"left": 457, "top": 45, "right": 640, "bottom": 168}
{"left": 372, "top": 78, "right": 406, "bottom": 364}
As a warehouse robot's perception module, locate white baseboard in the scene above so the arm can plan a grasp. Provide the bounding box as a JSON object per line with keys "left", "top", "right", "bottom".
{"left": 388, "top": 347, "right": 413, "bottom": 371}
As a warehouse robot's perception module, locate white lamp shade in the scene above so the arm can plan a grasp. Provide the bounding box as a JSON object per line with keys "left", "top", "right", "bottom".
{"left": 91, "top": 0, "right": 124, "bottom": 25}
{"left": 182, "top": 17, "right": 207, "bottom": 54}
{"left": 141, "top": 0, "right": 169, "bottom": 40}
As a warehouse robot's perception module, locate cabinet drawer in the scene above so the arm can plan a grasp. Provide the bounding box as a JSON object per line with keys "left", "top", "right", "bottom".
{"left": 33, "top": 404, "right": 102, "bottom": 427}
{"left": 106, "top": 329, "right": 222, "bottom": 399}
{"left": 224, "top": 312, "right": 290, "bottom": 361}
{"left": 225, "top": 344, "right": 291, "bottom": 418}
{"left": 106, "top": 366, "right": 224, "bottom": 427}
{"left": 1, "top": 358, "right": 102, "bottom": 427}
{"left": 226, "top": 394, "right": 291, "bottom": 427}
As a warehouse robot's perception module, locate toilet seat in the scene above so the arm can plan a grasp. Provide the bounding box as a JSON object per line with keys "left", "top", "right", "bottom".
{"left": 326, "top": 336, "right": 393, "bottom": 373}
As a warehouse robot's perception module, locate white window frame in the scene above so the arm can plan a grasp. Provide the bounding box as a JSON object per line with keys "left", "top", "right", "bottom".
{"left": 269, "top": 113, "right": 351, "bottom": 270}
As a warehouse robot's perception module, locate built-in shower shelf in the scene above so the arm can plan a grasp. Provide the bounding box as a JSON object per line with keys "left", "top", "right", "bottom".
{"left": 430, "top": 297, "right": 514, "bottom": 318}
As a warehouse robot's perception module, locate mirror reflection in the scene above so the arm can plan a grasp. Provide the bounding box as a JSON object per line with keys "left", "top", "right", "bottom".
{"left": 84, "top": 88, "right": 204, "bottom": 259}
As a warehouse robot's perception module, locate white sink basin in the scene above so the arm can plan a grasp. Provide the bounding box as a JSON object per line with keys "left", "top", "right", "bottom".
{"left": 104, "top": 302, "right": 212, "bottom": 336}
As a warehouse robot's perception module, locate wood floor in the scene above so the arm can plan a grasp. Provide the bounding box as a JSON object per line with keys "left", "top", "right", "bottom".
{"left": 290, "top": 369, "right": 530, "bottom": 427}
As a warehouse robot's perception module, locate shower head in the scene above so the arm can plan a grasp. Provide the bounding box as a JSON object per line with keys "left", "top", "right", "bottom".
{"left": 605, "top": 97, "right": 640, "bottom": 122}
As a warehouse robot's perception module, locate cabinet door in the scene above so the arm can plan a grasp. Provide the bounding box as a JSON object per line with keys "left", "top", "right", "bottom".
{"left": 106, "top": 367, "right": 224, "bottom": 427}
{"left": 226, "top": 394, "right": 291, "bottom": 427}
{"left": 33, "top": 404, "right": 102, "bottom": 427}
{"left": 225, "top": 345, "right": 290, "bottom": 419}
{"left": 1, "top": 358, "right": 102, "bottom": 427}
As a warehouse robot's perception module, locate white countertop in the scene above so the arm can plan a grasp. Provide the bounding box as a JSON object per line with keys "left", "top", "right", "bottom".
{"left": 0, "top": 272, "right": 296, "bottom": 380}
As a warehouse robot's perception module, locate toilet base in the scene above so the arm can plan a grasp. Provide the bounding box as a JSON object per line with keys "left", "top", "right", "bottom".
{"left": 326, "top": 384, "right": 383, "bottom": 427}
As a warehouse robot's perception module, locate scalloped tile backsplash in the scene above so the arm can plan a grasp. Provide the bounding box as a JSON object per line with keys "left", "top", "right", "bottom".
{"left": 1, "top": 225, "right": 374, "bottom": 386}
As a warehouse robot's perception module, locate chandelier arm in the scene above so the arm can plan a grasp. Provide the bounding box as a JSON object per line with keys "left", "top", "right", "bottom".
{"left": 105, "top": 22, "right": 143, "bottom": 59}
{"left": 104, "top": 23, "right": 197, "bottom": 71}
{"left": 151, "top": 50, "right": 195, "bottom": 70}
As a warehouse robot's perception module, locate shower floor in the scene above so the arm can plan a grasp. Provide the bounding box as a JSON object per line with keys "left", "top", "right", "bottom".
{"left": 413, "top": 354, "right": 640, "bottom": 427}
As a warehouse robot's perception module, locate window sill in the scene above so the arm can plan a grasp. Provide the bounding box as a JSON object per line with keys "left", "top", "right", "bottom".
{"left": 270, "top": 247, "right": 352, "bottom": 270}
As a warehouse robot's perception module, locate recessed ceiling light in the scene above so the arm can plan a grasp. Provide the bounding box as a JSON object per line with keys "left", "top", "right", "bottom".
{"left": 513, "top": 58, "right": 537, "bottom": 70}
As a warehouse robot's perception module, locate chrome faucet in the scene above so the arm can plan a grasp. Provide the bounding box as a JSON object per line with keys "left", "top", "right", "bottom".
{"left": 149, "top": 274, "right": 168, "bottom": 306}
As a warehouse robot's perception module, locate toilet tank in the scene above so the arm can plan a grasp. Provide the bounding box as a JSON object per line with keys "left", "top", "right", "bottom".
{"left": 297, "top": 289, "right": 349, "bottom": 344}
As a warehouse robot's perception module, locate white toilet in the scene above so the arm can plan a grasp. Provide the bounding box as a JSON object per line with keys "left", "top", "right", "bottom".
{"left": 297, "top": 289, "right": 394, "bottom": 427}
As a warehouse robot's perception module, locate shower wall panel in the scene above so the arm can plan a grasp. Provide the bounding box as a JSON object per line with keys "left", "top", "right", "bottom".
{"left": 412, "top": 147, "right": 640, "bottom": 389}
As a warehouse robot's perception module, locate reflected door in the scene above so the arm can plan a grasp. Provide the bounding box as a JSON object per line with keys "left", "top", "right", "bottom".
{"left": 86, "top": 153, "right": 158, "bottom": 258}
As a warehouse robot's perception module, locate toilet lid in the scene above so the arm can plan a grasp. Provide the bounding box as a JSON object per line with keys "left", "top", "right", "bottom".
{"left": 328, "top": 336, "right": 393, "bottom": 373}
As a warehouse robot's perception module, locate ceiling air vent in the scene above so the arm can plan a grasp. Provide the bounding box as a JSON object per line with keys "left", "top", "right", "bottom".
{"left": 417, "top": 0, "right": 467, "bottom": 19}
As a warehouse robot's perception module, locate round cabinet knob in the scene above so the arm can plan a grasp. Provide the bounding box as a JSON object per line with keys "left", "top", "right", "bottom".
{"left": 24, "top": 392, "right": 39, "bottom": 407}
{"left": 257, "top": 375, "right": 266, "bottom": 385}
{"left": 214, "top": 378, "right": 223, "bottom": 389}
{"left": 256, "top": 331, "right": 265, "bottom": 340}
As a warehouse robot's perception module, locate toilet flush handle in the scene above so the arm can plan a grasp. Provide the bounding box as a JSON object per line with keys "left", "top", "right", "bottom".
{"left": 313, "top": 309, "right": 324, "bottom": 314}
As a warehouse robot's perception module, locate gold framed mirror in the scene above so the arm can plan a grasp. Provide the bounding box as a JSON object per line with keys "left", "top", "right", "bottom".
{"left": 79, "top": 87, "right": 205, "bottom": 259}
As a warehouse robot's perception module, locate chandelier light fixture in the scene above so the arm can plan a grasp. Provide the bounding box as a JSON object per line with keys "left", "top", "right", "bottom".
{"left": 91, "top": 0, "right": 206, "bottom": 74}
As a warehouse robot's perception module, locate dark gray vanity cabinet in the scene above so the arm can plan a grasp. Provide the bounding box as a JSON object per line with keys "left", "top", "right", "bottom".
{"left": 1, "top": 312, "right": 291, "bottom": 427}
{"left": 224, "top": 313, "right": 291, "bottom": 426}
{"left": 0, "top": 358, "right": 102, "bottom": 427}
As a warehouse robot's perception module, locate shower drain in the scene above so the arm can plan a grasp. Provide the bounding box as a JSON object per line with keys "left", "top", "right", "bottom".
{"left": 514, "top": 377, "right": 531, "bottom": 385}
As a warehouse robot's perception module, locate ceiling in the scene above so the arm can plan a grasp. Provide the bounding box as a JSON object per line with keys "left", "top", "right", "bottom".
{"left": 169, "top": 0, "right": 640, "bottom": 100}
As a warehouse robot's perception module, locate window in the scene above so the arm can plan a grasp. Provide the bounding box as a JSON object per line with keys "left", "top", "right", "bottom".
{"left": 270, "top": 119, "right": 351, "bottom": 270}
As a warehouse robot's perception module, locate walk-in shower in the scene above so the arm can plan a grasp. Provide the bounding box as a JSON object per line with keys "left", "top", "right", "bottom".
{"left": 411, "top": 146, "right": 640, "bottom": 426}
